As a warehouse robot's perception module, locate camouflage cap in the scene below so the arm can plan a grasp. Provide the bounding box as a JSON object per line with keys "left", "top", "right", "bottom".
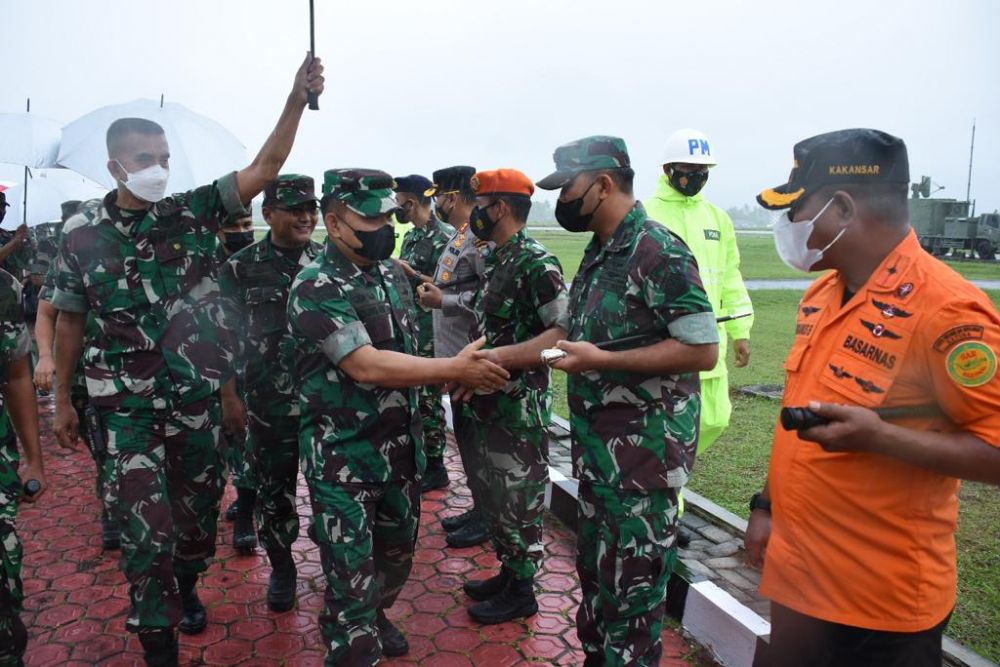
{"left": 263, "top": 173, "right": 318, "bottom": 207}
{"left": 536, "top": 136, "right": 631, "bottom": 190}
{"left": 322, "top": 168, "right": 398, "bottom": 218}
{"left": 29, "top": 259, "right": 49, "bottom": 275}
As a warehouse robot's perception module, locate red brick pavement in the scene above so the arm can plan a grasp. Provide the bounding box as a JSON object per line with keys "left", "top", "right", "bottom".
{"left": 19, "top": 399, "right": 707, "bottom": 665}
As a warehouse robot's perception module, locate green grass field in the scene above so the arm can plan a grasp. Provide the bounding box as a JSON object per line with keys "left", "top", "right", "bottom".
{"left": 533, "top": 226, "right": 999, "bottom": 660}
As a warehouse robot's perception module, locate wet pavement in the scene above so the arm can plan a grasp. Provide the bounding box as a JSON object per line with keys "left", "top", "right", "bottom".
{"left": 18, "top": 397, "right": 708, "bottom": 666}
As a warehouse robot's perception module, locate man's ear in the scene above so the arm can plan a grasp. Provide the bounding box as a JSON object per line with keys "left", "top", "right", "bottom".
{"left": 107, "top": 159, "right": 124, "bottom": 183}
{"left": 324, "top": 209, "right": 341, "bottom": 238}
{"left": 832, "top": 190, "right": 857, "bottom": 221}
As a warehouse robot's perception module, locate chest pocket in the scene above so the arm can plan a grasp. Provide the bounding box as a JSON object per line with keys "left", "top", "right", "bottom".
{"left": 817, "top": 313, "right": 917, "bottom": 408}
{"left": 154, "top": 234, "right": 200, "bottom": 297}
{"left": 352, "top": 294, "right": 397, "bottom": 351}
{"left": 244, "top": 285, "right": 288, "bottom": 335}
{"left": 409, "top": 238, "right": 436, "bottom": 273}
{"left": 84, "top": 260, "right": 133, "bottom": 315}
{"left": 482, "top": 291, "right": 515, "bottom": 321}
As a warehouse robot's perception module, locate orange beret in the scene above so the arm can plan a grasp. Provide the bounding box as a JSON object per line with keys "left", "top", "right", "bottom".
{"left": 470, "top": 169, "right": 535, "bottom": 198}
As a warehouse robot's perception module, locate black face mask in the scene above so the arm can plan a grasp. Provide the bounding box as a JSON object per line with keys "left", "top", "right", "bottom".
{"left": 223, "top": 231, "right": 254, "bottom": 254}
{"left": 395, "top": 203, "right": 411, "bottom": 224}
{"left": 555, "top": 180, "right": 603, "bottom": 233}
{"left": 435, "top": 199, "right": 452, "bottom": 225}
{"left": 668, "top": 168, "right": 709, "bottom": 197}
{"left": 346, "top": 221, "right": 396, "bottom": 261}
{"left": 469, "top": 202, "right": 499, "bottom": 241}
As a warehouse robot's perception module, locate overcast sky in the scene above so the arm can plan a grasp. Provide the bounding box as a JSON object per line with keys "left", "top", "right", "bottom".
{"left": 3, "top": 0, "right": 999, "bottom": 212}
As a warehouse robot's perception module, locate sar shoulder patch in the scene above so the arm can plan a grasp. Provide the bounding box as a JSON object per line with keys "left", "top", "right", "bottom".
{"left": 933, "top": 324, "right": 984, "bottom": 352}
{"left": 946, "top": 341, "right": 996, "bottom": 387}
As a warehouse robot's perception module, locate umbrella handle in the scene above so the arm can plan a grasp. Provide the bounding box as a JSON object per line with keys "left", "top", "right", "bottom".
{"left": 308, "top": 0, "right": 319, "bottom": 111}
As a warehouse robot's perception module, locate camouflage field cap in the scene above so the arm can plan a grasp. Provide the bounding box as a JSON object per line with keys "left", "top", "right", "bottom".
{"left": 424, "top": 166, "right": 477, "bottom": 197}
{"left": 263, "top": 173, "right": 318, "bottom": 207}
{"left": 29, "top": 260, "right": 49, "bottom": 275}
{"left": 322, "top": 168, "right": 398, "bottom": 218}
{"left": 536, "top": 136, "right": 631, "bottom": 190}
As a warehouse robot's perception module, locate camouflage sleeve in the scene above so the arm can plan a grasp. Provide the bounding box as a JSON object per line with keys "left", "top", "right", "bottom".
{"left": 217, "top": 258, "right": 244, "bottom": 357}
{"left": 50, "top": 231, "right": 89, "bottom": 313}
{"left": 182, "top": 171, "right": 248, "bottom": 234}
{"left": 0, "top": 275, "right": 30, "bottom": 364}
{"left": 641, "top": 236, "right": 718, "bottom": 346}
{"left": 530, "top": 253, "right": 569, "bottom": 331}
{"left": 288, "top": 275, "right": 372, "bottom": 365}
{"left": 39, "top": 242, "right": 62, "bottom": 302}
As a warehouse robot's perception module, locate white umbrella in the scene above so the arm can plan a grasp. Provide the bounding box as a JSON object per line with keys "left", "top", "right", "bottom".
{"left": 0, "top": 112, "right": 62, "bottom": 168}
{"left": 57, "top": 98, "right": 248, "bottom": 193}
{"left": 0, "top": 168, "right": 107, "bottom": 228}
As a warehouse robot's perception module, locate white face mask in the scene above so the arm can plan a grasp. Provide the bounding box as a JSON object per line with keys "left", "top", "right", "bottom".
{"left": 772, "top": 198, "right": 849, "bottom": 272}
{"left": 115, "top": 160, "right": 169, "bottom": 203}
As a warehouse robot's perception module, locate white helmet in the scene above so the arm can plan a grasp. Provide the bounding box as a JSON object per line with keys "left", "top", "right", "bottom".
{"left": 662, "top": 128, "right": 717, "bottom": 167}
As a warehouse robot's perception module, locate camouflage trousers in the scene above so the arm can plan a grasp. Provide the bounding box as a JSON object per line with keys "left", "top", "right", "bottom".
{"left": 474, "top": 418, "right": 548, "bottom": 579}
{"left": 222, "top": 429, "right": 254, "bottom": 490}
{"left": 307, "top": 477, "right": 420, "bottom": 666}
{"left": 72, "top": 390, "right": 116, "bottom": 520}
{"left": 577, "top": 483, "right": 679, "bottom": 667}
{"left": 418, "top": 386, "right": 447, "bottom": 459}
{"left": 248, "top": 410, "right": 299, "bottom": 552}
{"left": 100, "top": 396, "right": 225, "bottom": 632}
{"left": 0, "top": 441, "right": 26, "bottom": 666}
{"left": 451, "top": 399, "right": 489, "bottom": 511}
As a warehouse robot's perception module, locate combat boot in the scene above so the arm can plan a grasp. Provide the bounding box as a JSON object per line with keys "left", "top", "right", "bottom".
{"left": 176, "top": 574, "right": 207, "bottom": 635}
{"left": 266, "top": 548, "right": 298, "bottom": 612}
{"left": 441, "top": 508, "right": 478, "bottom": 533}
{"left": 445, "top": 513, "right": 489, "bottom": 548}
{"left": 420, "top": 456, "right": 449, "bottom": 493}
{"left": 138, "top": 629, "right": 179, "bottom": 667}
{"left": 468, "top": 575, "right": 537, "bottom": 625}
{"left": 232, "top": 488, "right": 257, "bottom": 555}
{"left": 101, "top": 509, "right": 121, "bottom": 551}
{"left": 463, "top": 566, "right": 512, "bottom": 601}
{"left": 376, "top": 609, "right": 409, "bottom": 657}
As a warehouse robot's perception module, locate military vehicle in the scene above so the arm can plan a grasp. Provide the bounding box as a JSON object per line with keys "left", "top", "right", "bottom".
{"left": 909, "top": 176, "right": 999, "bottom": 260}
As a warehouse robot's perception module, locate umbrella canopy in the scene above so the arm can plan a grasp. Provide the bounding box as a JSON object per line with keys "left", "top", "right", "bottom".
{"left": 0, "top": 112, "right": 62, "bottom": 168}
{"left": 57, "top": 98, "right": 249, "bottom": 193}
{"left": 0, "top": 168, "right": 107, "bottom": 228}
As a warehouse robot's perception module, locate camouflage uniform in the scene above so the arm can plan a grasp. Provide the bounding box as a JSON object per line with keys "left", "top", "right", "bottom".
{"left": 287, "top": 169, "right": 424, "bottom": 666}
{"left": 538, "top": 137, "right": 719, "bottom": 666}
{"left": 51, "top": 175, "right": 246, "bottom": 633}
{"left": 220, "top": 175, "right": 321, "bottom": 553}
{"left": 470, "top": 229, "right": 568, "bottom": 580}
{"left": 0, "top": 270, "right": 30, "bottom": 665}
{"left": 398, "top": 214, "right": 454, "bottom": 459}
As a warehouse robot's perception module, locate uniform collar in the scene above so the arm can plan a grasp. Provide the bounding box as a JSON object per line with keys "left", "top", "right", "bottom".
{"left": 857, "top": 228, "right": 921, "bottom": 294}
{"left": 604, "top": 202, "right": 647, "bottom": 254}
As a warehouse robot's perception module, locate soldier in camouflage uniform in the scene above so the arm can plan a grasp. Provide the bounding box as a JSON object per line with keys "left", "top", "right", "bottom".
{"left": 393, "top": 174, "right": 455, "bottom": 492}
{"left": 213, "top": 208, "right": 258, "bottom": 552}
{"left": 0, "top": 193, "right": 32, "bottom": 282}
{"left": 416, "top": 165, "right": 492, "bottom": 548}
{"left": 51, "top": 54, "right": 324, "bottom": 665}
{"left": 452, "top": 169, "right": 570, "bottom": 625}
{"left": 220, "top": 174, "right": 321, "bottom": 611}
{"left": 287, "top": 169, "right": 509, "bottom": 665}
{"left": 0, "top": 268, "right": 46, "bottom": 667}
{"left": 537, "top": 137, "right": 719, "bottom": 667}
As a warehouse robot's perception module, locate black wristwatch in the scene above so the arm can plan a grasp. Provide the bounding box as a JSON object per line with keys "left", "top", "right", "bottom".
{"left": 749, "top": 492, "right": 771, "bottom": 513}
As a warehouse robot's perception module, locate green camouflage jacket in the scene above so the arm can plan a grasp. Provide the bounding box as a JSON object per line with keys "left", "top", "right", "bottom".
{"left": 566, "top": 203, "right": 718, "bottom": 490}
{"left": 469, "top": 229, "right": 569, "bottom": 427}
{"left": 220, "top": 233, "right": 322, "bottom": 415}
{"left": 288, "top": 240, "right": 425, "bottom": 484}
{"left": 50, "top": 175, "right": 246, "bottom": 409}
{"left": 0, "top": 270, "right": 29, "bottom": 453}
{"left": 399, "top": 215, "right": 454, "bottom": 355}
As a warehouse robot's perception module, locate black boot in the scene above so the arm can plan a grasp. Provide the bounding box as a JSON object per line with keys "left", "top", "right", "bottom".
{"left": 463, "top": 566, "right": 512, "bottom": 601}
{"left": 441, "top": 508, "right": 478, "bottom": 533}
{"left": 101, "top": 509, "right": 121, "bottom": 551}
{"left": 376, "top": 609, "right": 409, "bottom": 657}
{"left": 446, "top": 514, "right": 489, "bottom": 548}
{"left": 232, "top": 488, "right": 257, "bottom": 555}
{"left": 420, "top": 457, "right": 449, "bottom": 493}
{"left": 139, "top": 629, "right": 179, "bottom": 667}
{"left": 677, "top": 526, "right": 694, "bottom": 549}
{"left": 176, "top": 574, "right": 207, "bottom": 635}
{"left": 224, "top": 497, "right": 239, "bottom": 521}
{"left": 468, "top": 576, "right": 537, "bottom": 625}
{"left": 266, "top": 548, "right": 298, "bottom": 613}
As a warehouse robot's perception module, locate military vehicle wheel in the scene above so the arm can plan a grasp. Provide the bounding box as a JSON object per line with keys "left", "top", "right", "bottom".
{"left": 976, "top": 240, "right": 995, "bottom": 260}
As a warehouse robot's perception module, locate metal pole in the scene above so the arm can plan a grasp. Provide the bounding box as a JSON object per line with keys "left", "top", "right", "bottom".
{"left": 308, "top": 0, "right": 319, "bottom": 110}
{"left": 965, "top": 119, "right": 975, "bottom": 204}
{"left": 23, "top": 98, "right": 29, "bottom": 226}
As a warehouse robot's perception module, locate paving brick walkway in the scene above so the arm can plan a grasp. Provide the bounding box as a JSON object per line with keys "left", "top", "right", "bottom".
{"left": 18, "top": 398, "right": 709, "bottom": 665}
